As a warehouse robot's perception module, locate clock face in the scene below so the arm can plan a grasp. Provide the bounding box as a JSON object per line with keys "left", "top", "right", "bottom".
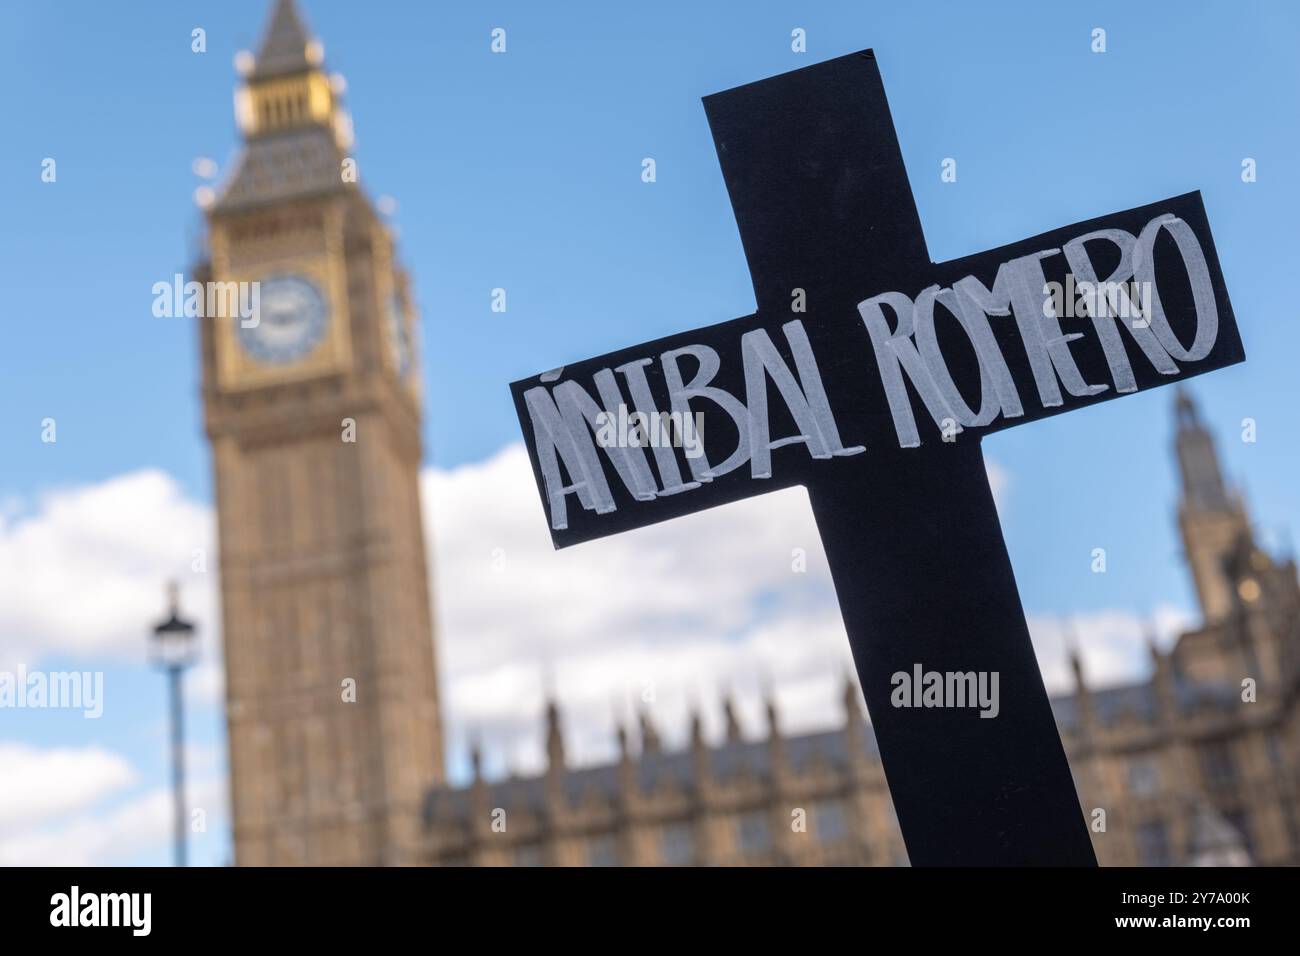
{"left": 386, "top": 294, "right": 411, "bottom": 377}
{"left": 239, "top": 274, "right": 329, "bottom": 364}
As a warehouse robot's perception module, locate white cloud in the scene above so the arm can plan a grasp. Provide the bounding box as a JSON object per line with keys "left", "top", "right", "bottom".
{"left": 0, "top": 743, "right": 135, "bottom": 832}
{"left": 0, "top": 470, "right": 216, "bottom": 670}
{"left": 0, "top": 772, "right": 226, "bottom": 867}
{"left": 1029, "top": 605, "right": 1195, "bottom": 694}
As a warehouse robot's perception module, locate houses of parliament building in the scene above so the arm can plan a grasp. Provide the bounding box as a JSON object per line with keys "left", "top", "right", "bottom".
{"left": 201, "top": 1, "right": 1299, "bottom": 867}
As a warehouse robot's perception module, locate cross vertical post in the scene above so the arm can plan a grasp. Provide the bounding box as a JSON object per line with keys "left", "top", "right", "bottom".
{"left": 703, "top": 52, "right": 1092, "bottom": 865}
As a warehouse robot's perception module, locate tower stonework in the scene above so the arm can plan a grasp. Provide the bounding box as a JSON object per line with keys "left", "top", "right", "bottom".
{"left": 1173, "top": 388, "right": 1294, "bottom": 690}
{"left": 1175, "top": 387, "right": 1251, "bottom": 626}
{"left": 199, "top": 0, "right": 443, "bottom": 866}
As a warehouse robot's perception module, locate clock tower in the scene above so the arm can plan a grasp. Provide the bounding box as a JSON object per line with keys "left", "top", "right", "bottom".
{"left": 197, "top": 0, "right": 443, "bottom": 865}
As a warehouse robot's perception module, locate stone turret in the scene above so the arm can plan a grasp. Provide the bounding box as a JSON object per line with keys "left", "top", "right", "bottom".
{"left": 765, "top": 686, "right": 787, "bottom": 778}
{"left": 544, "top": 698, "right": 566, "bottom": 773}
{"left": 722, "top": 691, "right": 744, "bottom": 743}
{"left": 639, "top": 709, "right": 661, "bottom": 754}
{"left": 842, "top": 670, "right": 868, "bottom": 778}
{"left": 1067, "top": 621, "right": 1097, "bottom": 738}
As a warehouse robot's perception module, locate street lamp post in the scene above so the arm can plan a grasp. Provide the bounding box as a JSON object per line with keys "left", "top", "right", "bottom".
{"left": 150, "top": 581, "right": 198, "bottom": 868}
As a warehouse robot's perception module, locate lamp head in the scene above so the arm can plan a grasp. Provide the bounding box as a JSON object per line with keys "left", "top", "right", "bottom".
{"left": 150, "top": 581, "right": 198, "bottom": 670}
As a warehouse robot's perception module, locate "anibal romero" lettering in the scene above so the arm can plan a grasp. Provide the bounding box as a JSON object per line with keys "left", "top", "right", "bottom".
{"left": 524, "top": 212, "right": 1218, "bottom": 530}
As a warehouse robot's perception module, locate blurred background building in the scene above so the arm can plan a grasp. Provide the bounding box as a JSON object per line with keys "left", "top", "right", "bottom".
{"left": 204, "top": 1, "right": 1299, "bottom": 867}
{"left": 422, "top": 389, "right": 1300, "bottom": 867}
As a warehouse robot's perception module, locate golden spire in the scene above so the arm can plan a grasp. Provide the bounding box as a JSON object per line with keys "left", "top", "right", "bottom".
{"left": 250, "top": 0, "right": 317, "bottom": 79}
{"left": 232, "top": 0, "right": 351, "bottom": 149}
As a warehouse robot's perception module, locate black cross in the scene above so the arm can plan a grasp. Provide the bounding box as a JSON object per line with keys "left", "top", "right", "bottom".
{"left": 510, "top": 51, "right": 1242, "bottom": 865}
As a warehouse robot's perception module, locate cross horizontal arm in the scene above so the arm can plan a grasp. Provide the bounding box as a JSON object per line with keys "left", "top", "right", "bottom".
{"left": 510, "top": 192, "right": 1240, "bottom": 548}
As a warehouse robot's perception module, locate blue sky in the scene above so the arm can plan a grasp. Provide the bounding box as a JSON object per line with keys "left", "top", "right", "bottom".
{"left": 1, "top": 0, "right": 1297, "bottom": 865}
